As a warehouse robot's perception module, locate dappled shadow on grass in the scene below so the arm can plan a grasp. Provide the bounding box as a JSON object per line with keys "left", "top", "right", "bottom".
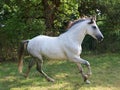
{"left": 0, "top": 53, "right": 120, "bottom": 90}
{"left": 0, "top": 62, "right": 31, "bottom": 90}
{"left": 0, "top": 60, "right": 84, "bottom": 90}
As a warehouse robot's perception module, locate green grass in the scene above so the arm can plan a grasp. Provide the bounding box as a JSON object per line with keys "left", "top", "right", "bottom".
{"left": 0, "top": 53, "right": 120, "bottom": 90}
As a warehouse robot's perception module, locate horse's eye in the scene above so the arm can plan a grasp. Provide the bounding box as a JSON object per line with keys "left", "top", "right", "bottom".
{"left": 92, "top": 26, "right": 96, "bottom": 29}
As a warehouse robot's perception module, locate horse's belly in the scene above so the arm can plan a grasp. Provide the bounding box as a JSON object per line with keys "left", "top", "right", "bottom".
{"left": 41, "top": 46, "right": 66, "bottom": 59}
{"left": 41, "top": 48, "right": 66, "bottom": 60}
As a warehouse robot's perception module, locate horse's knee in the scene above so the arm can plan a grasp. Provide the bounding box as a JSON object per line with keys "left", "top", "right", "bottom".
{"left": 85, "top": 61, "right": 92, "bottom": 76}
{"left": 36, "top": 64, "right": 42, "bottom": 72}
{"left": 85, "top": 61, "right": 90, "bottom": 66}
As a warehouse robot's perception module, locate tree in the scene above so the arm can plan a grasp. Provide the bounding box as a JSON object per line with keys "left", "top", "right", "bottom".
{"left": 0, "top": 0, "right": 120, "bottom": 60}
{"left": 42, "top": 0, "right": 61, "bottom": 35}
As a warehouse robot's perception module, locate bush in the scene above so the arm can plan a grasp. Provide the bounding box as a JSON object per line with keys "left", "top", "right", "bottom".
{"left": 0, "top": 15, "right": 45, "bottom": 60}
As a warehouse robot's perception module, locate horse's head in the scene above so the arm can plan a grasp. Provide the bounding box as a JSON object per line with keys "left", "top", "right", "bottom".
{"left": 86, "top": 16, "right": 104, "bottom": 42}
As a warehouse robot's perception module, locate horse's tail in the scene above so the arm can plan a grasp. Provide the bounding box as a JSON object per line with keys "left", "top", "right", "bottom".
{"left": 18, "top": 40, "right": 29, "bottom": 73}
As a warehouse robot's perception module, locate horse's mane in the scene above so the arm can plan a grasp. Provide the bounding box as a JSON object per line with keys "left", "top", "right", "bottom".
{"left": 66, "top": 16, "right": 90, "bottom": 30}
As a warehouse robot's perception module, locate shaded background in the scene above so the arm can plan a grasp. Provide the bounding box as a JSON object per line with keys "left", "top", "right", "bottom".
{"left": 0, "top": 0, "right": 120, "bottom": 61}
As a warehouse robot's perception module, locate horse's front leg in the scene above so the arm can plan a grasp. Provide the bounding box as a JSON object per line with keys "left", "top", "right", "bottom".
{"left": 76, "top": 63, "right": 91, "bottom": 84}
{"left": 72, "top": 56, "right": 92, "bottom": 84}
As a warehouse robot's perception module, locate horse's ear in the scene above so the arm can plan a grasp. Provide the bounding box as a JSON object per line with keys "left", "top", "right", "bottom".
{"left": 88, "top": 18, "right": 94, "bottom": 24}
{"left": 92, "top": 15, "right": 96, "bottom": 21}
{"left": 88, "top": 16, "right": 96, "bottom": 24}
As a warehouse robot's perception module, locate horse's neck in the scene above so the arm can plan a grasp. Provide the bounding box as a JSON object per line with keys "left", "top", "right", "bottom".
{"left": 61, "top": 24, "right": 86, "bottom": 45}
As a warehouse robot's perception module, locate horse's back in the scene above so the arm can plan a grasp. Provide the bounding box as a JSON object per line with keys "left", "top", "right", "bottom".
{"left": 27, "top": 35, "right": 67, "bottom": 59}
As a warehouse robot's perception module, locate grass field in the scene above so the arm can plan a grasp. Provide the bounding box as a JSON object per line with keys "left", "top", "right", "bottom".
{"left": 0, "top": 53, "right": 120, "bottom": 90}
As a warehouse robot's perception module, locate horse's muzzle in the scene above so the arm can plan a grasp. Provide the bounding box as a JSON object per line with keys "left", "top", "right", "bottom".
{"left": 96, "top": 35, "right": 104, "bottom": 42}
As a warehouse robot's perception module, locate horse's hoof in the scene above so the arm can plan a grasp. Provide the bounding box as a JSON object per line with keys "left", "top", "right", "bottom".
{"left": 47, "top": 78, "right": 55, "bottom": 82}
{"left": 84, "top": 74, "right": 88, "bottom": 78}
{"left": 50, "top": 79, "right": 55, "bottom": 82}
{"left": 84, "top": 74, "right": 88, "bottom": 81}
{"left": 85, "top": 80, "right": 91, "bottom": 84}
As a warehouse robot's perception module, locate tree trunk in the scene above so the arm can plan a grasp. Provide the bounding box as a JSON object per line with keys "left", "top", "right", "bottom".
{"left": 42, "top": 0, "right": 60, "bottom": 35}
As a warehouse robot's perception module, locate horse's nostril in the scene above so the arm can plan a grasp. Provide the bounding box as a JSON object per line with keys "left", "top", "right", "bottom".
{"left": 96, "top": 35, "right": 104, "bottom": 42}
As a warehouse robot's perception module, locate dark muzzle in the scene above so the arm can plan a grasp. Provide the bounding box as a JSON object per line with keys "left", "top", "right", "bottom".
{"left": 96, "top": 35, "right": 104, "bottom": 42}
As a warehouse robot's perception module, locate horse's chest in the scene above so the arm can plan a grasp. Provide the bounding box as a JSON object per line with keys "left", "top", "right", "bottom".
{"left": 65, "top": 44, "right": 82, "bottom": 55}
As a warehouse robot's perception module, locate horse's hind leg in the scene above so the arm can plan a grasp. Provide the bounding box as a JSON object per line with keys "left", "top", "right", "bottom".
{"left": 36, "top": 59, "right": 55, "bottom": 82}
{"left": 24, "top": 59, "right": 35, "bottom": 78}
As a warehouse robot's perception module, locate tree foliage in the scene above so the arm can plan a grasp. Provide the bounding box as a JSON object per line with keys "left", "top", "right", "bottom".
{"left": 0, "top": 0, "right": 120, "bottom": 60}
